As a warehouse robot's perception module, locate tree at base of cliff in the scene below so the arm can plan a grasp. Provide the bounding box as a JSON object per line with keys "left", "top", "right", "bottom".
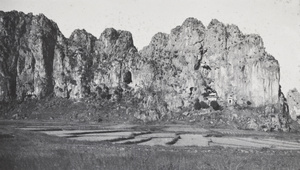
{"left": 210, "top": 101, "right": 221, "bottom": 111}
{"left": 193, "top": 99, "right": 201, "bottom": 110}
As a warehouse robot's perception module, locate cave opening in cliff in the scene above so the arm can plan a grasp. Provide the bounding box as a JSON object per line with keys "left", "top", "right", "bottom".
{"left": 123, "top": 71, "right": 132, "bottom": 84}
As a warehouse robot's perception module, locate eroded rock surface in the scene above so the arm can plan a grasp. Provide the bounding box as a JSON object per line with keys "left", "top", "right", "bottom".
{"left": 138, "top": 17, "right": 280, "bottom": 113}
{"left": 0, "top": 11, "right": 288, "bottom": 129}
{"left": 287, "top": 88, "right": 300, "bottom": 123}
{"left": 0, "top": 11, "right": 62, "bottom": 101}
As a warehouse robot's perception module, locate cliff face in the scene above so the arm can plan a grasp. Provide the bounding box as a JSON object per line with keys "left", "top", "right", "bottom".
{"left": 287, "top": 88, "right": 300, "bottom": 123}
{"left": 0, "top": 11, "right": 283, "bottom": 123}
{"left": 0, "top": 11, "right": 137, "bottom": 102}
{"left": 138, "top": 18, "right": 280, "bottom": 112}
{"left": 0, "top": 11, "right": 61, "bottom": 101}
{"left": 50, "top": 27, "right": 138, "bottom": 100}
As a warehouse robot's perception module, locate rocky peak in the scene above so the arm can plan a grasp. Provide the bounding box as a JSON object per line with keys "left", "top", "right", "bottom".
{"left": 182, "top": 17, "right": 205, "bottom": 30}
{"left": 99, "top": 28, "right": 134, "bottom": 47}
{"left": 115, "top": 30, "right": 134, "bottom": 51}
{"left": 207, "top": 19, "right": 224, "bottom": 29}
{"left": 139, "top": 32, "right": 169, "bottom": 60}
{"left": 100, "top": 28, "right": 119, "bottom": 43}
{"left": 225, "top": 24, "right": 243, "bottom": 49}
{"left": 149, "top": 32, "right": 169, "bottom": 47}
{"left": 204, "top": 19, "right": 227, "bottom": 54}
{"left": 70, "top": 29, "right": 96, "bottom": 43}
{"left": 244, "top": 34, "right": 264, "bottom": 47}
{"left": 166, "top": 18, "right": 206, "bottom": 53}
{"left": 97, "top": 28, "right": 134, "bottom": 57}
{"left": 69, "top": 29, "right": 96, "bottom": 53}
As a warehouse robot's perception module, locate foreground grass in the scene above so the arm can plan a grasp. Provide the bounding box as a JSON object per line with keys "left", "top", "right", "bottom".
{"left": 1, "top": 124, "right": 300, "bottom": 170}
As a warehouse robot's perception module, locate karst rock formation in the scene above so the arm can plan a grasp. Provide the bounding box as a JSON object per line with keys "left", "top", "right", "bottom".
{"left": 0, "top": 11, "right": 293, "bottom": 128}
{"left": 287, "top": 89, "right": 300, "bottom": 123}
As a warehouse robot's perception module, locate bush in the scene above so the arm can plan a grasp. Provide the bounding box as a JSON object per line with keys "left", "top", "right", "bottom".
{"left": 194, "top": 99, "right": 201, "bottom": 110}
{"left": 200, "top": 101, "right": 209, "bottom": 109}
{"left": 210, "top": 101, "right": 221, "bottom": 110}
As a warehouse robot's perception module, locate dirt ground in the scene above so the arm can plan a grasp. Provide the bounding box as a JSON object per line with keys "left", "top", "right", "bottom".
{"left": 1, "top": 120, "right": 300, "bottom": 170}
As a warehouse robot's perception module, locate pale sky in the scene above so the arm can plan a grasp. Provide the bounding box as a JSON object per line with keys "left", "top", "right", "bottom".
{"left": 1, "top": 0, "right": 300, "bottom": 94}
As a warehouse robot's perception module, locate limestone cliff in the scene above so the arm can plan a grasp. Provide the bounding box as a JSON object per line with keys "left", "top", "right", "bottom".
{"left": 287, "top": 88, "right": 300, "bottom": 123}
{"left": 0, "top": 11, "right": 62, "bottom": 101}
{"left": 139, "top": 18, "right": 280, "bottom": 112}
{"left": 0, "top": 11, "right": 285, "bottom": 127}
{"left": 0, "top": 11, "right": 137, "bottom": 102}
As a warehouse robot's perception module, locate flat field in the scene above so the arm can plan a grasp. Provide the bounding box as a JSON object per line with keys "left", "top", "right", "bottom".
{"left": 1, "top": 120, "right": 300, "bottom": 170}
